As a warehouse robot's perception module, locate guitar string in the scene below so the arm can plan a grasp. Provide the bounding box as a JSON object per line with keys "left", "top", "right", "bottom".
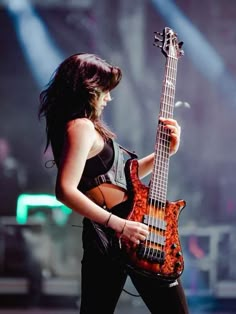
{"left": 159, "top": 55, "right": 170, "bottom": 260}
{"left": 159, "top": 60, "right": 169, "bottom": 261}
{"left": 156, "top": 55, "right": 171, "bottom": 262}
{"left": 146, "top": 57, "right": 167, "bottom": 262}
{"left": 145, "top": 56, "right": 168, "bottom": 262}
{"left": 160, "top": 55, "right": 177, "bottom": 261}
{"left": 153, "top": 54, "right": 177, "bottom": 263}
{"left": 143, "top": 46, "right": 178, "bottom": 267}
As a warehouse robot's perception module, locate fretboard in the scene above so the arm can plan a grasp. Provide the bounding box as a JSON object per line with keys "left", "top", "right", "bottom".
{"left": 148, "top": 55, "right": 178, "bottom": 205}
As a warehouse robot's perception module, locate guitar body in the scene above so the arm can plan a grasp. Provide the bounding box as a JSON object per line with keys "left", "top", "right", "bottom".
{"left": 120, "top": 158, "right": 186, "bottom": 280}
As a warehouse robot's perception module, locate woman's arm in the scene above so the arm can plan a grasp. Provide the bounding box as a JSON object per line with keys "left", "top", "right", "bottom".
{"left": 138, "top": 152, "right": 154, "bottom": 179}
{"left": 55, "top": 118, "right": 118, "bottom": 225}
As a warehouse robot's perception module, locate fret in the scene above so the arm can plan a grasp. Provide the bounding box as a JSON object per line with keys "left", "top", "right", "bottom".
{"left": 153, "top": 161, "right": 169, "bottom": 170}
{"left": 151, "top": 184, "right": 168, "bottom": 195}
{"left": 151, "top": 176, "right": 168, "bottom": 186}
{"left": 153, "top": 163, "right": 169, "bottom": 173}
{"left": 158, "top": 134, "right": 171, "bottom": 141}
{"left": 149, "top": 192, "right": 166, "bottom": 201}
{"left": 163, "top": 78, "right": 176, "bottom": 87}
{"left": 150, "top": 186, "right": 167, "bottom": 195}
{"left": 162, "top": 93, "right": 174, "bottom": 99}
{"left": 160, "top": 101, "right": 174, "bottom": 111}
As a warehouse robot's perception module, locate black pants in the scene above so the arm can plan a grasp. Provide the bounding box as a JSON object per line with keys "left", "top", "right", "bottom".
{"left": 80, "top": 218, "right": 189, "bottom": 314}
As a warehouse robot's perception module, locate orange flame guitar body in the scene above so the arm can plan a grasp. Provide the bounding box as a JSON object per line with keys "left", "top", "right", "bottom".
{"left": 120, "top": 158, "right": 186, "bottom": 280}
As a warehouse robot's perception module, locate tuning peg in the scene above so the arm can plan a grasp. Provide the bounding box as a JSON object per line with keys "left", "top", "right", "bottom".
{"left": 178, "top": 41, "right": 184, "bottom": 49}
{"left": 154, "top": 31, "right": 163, "bottom": 35}
{"left": 153, "top": 43, "right": 162, "bottom": 49}
{"left": 154, "top": 36, "right": 163, "bottom": 43}
{"left": 154, "top": 31, "right": 163, "bottom": 43}
{"left": 154, "top": 37, "right": 162, "bottom": 43}
{"left": 178, "top": 41, "right": 184, "bottom": 56}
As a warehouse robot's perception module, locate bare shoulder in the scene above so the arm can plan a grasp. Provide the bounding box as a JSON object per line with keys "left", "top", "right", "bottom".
{"left": 66, "top": 118, "right": 95, "bottom": 138}
{"left": 67, "top": 118, "right": 94, "bottom": 131}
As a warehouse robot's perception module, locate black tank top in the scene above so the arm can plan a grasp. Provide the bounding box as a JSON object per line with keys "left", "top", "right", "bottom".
{"left": 82, "top": 139, "right": 114, "bottom": 177}
{"left": 78, "top": 139, "right": 137, "bottom": 193}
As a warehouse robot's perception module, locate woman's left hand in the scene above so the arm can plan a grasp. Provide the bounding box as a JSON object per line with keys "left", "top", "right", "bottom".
{"left": 159, "top": 117, "right": 181, "bottom": 155}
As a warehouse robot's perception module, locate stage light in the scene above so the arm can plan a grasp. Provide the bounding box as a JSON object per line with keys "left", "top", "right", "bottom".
{"left": 16, "top": 193, "right": 72, "bottom": 225}
{"left": 6, "top": 0, "right": 64, "bottom": 88}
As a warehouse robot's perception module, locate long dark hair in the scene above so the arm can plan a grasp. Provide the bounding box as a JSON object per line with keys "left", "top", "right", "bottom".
{"left": 39, "top": 53, "right": 122, "bottom": 161}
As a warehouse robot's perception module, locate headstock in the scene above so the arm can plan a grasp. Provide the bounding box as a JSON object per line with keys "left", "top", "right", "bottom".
{"left": 154, "top": 27, "right": 184, "bottom": 59}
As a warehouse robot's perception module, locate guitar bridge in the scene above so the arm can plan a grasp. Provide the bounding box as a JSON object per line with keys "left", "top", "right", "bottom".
{"left": 137, "top": 244, "right": 165, "bottom": 264}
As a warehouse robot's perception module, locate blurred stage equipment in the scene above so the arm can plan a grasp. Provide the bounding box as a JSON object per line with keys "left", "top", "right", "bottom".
{"left": 180, "top": 224, "right": 236, "bottom": 298}
{"left": 16, "top": 193, "right": 72, "bottom": 225}
{"left": 0, "top": 217, "right": 43, "bottom": 306}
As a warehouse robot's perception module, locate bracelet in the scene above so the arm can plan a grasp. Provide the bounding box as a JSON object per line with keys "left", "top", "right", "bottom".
{"left": 105, "top": 212, "right": 112, "bottom": 227}
{"left": 120, "top": 220, "right": 126, "bottom": 235}
{"left": 118, "top": 220, "right": 127, "bottom": 249}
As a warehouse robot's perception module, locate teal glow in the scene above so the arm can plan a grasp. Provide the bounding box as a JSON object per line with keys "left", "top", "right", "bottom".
{"left": 16, "top": 194, "right": 72, "bottom": 224}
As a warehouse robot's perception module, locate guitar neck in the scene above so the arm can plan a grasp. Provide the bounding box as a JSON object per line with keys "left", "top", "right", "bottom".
{"left": 160, "top": 56, "right": 178, "bottom": 119}
{"left": 149, "top": 55, "right": 178, "bottom": 204}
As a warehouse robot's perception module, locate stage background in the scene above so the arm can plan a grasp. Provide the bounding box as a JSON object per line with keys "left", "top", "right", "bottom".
{"left": 0, "top": 0, "right": 236, "bottom": 312}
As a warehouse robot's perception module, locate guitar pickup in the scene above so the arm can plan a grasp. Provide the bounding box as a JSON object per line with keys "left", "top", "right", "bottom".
{"left": 146, "top": 232, "right": 166, "bottom": 246}
{"left": 143, "top": 215, "right": 167, "bottom": 231}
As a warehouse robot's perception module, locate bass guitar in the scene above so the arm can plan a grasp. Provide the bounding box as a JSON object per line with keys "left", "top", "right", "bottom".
{"left": 120, "top": 27, "right": 185, "bottom": 281}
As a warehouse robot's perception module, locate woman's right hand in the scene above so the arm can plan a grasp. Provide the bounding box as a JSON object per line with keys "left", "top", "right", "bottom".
{"left": 108, "top": 215, "right": 149, "bottom": 245}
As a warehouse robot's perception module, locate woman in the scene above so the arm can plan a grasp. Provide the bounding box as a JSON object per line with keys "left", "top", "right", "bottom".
{"left": 39, "top": 53, "right": 189, "bottom": 313}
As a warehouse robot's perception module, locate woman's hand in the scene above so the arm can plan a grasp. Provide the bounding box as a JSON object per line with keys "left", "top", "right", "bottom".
{"left": 108, "top": 215, "right": 149, "bottom": 245}
{"left": 159, "top": 117, "right": 181, "bottom": 155}
{"left": 119, "top": 220, "right": 149, "bottom": 244}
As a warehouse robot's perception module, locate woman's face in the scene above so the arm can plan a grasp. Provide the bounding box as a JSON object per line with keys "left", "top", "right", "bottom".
{"left": 95, "top": 91, "right": 112, "bottom": 116}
